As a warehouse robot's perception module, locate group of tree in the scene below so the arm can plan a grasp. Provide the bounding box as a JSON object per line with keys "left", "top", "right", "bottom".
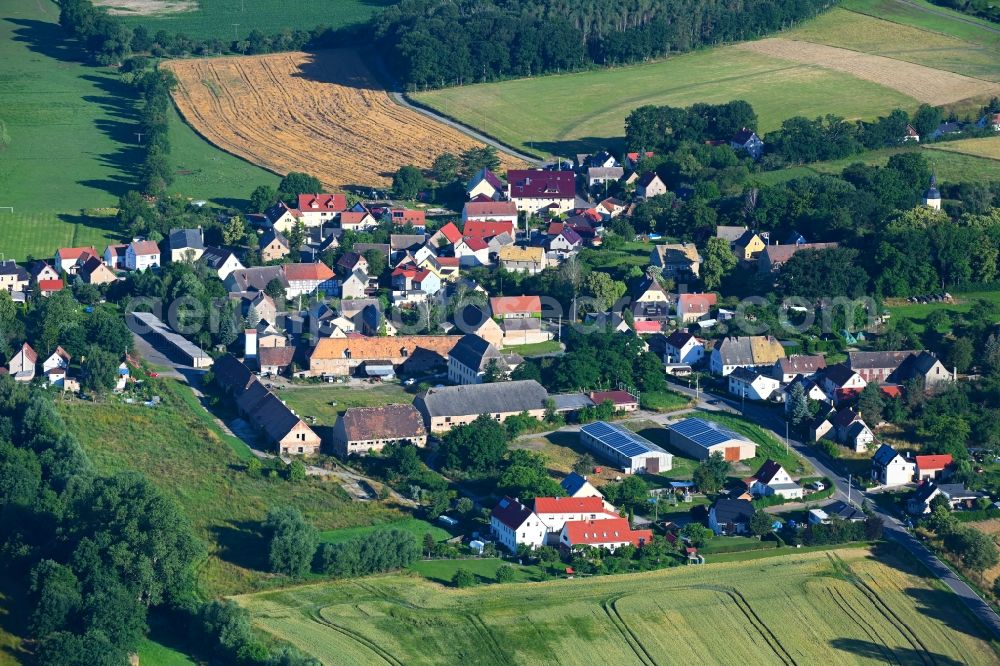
{"left": 802, "top": 515, "right": 884, "bottom": 546}
{"left": 625, "top": 101, "right": 759, "bottom": 153}
{"left": 927, "top": 0, "right": 1000, "bottom": 23}
{"left": 392, "top": 146, "right": 503, "bottom": 200}
{"left": 374, "top": 0, "right": 831, "bottom": 89}
{"left": 922, "top": 503, "right": 999, "bottom": 578}
{"left": 134, "top": 70, "right": 177, "bottom": 195}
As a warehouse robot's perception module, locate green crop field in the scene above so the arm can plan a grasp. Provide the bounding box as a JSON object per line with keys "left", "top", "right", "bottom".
{"left": 750, "top": 144, "right": 1000, "bottom": 187}
{"left": 60, "top": 379, "right": 405, "bottom": 596}
{"left": 0, "top": 0, "right": 277, "bottom": 260}
{"left": 411, "top": 0, "right": 1000, "bottom": 159}
{"left": 107, "top": 0, "right": 395, "bottom": 41}
{"left": 842, "top": 0, "right": 1000, "bottom": 45}
{"left": 928, "top": 135, "right": 1000, "bottom": 161}
{"left": 237, "top": 547, "right": 999, "bottom": 664}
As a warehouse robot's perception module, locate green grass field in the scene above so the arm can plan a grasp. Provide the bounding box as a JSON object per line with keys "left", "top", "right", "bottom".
{"left": 319, "top": 518, "right": 450, "bottom": 546}
{"left": 411, "top": 0, "right": 1000, "bottom": 159}
{"left": 842, "top": 0, "right": 1000, "bottom": 45}
{"left": 279, "top": 382, "right": 414, "bottom": 427}
{"left": 413, "top": 46, "right": 919, "bottom": 159}
{"left": 60, "top": 379, "right": 405, "bottom": 596}
{"left": 885, "top": 289, "right": 1000, "bottom": 335}
{"left": 0, "top": 0, "right": 277, "bottom": 260}
{"left": 501, "top": 339, "right": 563, "bottom": 356}
{"left": 750, "top": 144, "right": 1000, "bottom": 187}
{"left": 236, "top": 547, "right": 999, "bottom": 664}
{"left": 928, "top": 135, "right": 1000, "bottom": 161}
{"left": 109, "top": 0, "right": 394, "bottom": 40}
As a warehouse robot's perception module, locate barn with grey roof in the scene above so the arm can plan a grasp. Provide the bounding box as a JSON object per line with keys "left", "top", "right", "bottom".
{"left": 413, "top": 380, "right": 548, "bottom": 432}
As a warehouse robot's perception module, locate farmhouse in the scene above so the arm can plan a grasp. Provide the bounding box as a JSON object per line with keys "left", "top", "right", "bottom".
{"left": 298, "top": 193, "right": 347, "bottom": 226}
{"left": 389, "top": 209, "right": 426, "bottom": 230}
{"left": 750, "top": 460, "right": 802, "bottom": 500}
{"left": 309, "top": 335, "right": 460, "bottom": 377}
{"left": 168, "top": 228, "right": 205, "bottom": 263}
{"left": 259, "top": 229, "right": 291, "bottom": 262}
{"left": 709, "top": 335, "right": 785, "bottom": 376}
{"left": 236, "top": 380, "right": 321, "bottom": 455}
{"left": 462, "top": 200, "right": 518, "bottom": 227}
{"left": 560, "top": 518, "right": 652, "bottom": 552}
{"left": 635, "top": 172, "right": 667, "bottom": 200}
{"left": 467, "top": 167, "right": 505, "bottom": 201}
{"left": 498, "top": 246, "right": 546, "bottom": 274}
{"left": 676, "top": 293, "right": 716, "bottom": 323}
{"left": 126, "top": 240, "right": 161, "bottom": 272}
{"left": 821, "top": 363, "right": 867, "bottom": 398}
{"left": 650, "top": 244, "right": 701, "bottom": 278}
{"left": 915, "top": 454, "right": 952, "bottom": 482}
{"left": 331, "top": 404, "right": 427, "bottom": 457}
{"left": 847, "top": 350, "right": 918, "bottom": 383}
{"left": 0, "top": 260, "right": 29, "bottom": 295}
{"left": 78, "top": 256, "right": 116, "bottom": 285}
{"left": 447, "top": 334, "right": 521, "bottom": 385}
{"left": 587, "top": 390, "right": 639, "bottom": 412}
{"left": 709, "top": 498, "right": 754, "bottom": 535}
{"left": 491, "top": 497, "right": 546, "bottom": 552}
{"left": 666, "top": 417, "right": 756, "bottom": 462}
{"left": 727, "top": 367, "right": 781, "bottom": 402}
{"left": 872, "top": 444, "right": 915, "bottom": 487}
{"left": 413, "top": 379, "right": 548, "bottom": 433}
{"left": 732, "top": 230, "right": 766, "bottom": 261}
{"left": 284, "top": 262, "right": 336, "bottom": 298}
{"left": 831, "top": 408, "right": 874, "bottom": 453}
{"left": 758, "top": 242, "right": 838, "bottom": 273}
{"left": 587, "top": 166, "right": 624, "bottom": 188}
{"left": 664, "top": 331, "right": 704, "bottom": 365}
{"left": 257, "top": 347, "right": 295, "bottom": 376}
{"left": 507, "top": 170, "right": 576, "bottom": 215}
{"left": 455, "top": 304, "right": 505, "bottom": 347}
{"left": 579, "top": 421, "right": 673, "bottom": 474}
{"left": 464, "top": 220, "right": 515, "bottom": 240}
{"left": 774, "top": 355, "right": 826, "bottom": 383}
{"left": 264, "top": 201, "right": 302, "bottom": 232}
{"left": 55, "top": 247, "right": 98, "bottom": 274}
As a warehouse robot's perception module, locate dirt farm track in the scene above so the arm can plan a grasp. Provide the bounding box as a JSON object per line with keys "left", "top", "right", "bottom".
{"left": 164, "top": 50, "right": 525, "bottom": 189}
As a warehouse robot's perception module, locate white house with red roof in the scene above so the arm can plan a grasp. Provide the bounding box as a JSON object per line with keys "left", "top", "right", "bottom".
{"left": 587, "top": 390, "right": 639, "bottom": 412}
{"left": 507, "top": 170, "right": 576, "bottom": 215}
{"left": 560, "top": 517, "right": 652, "bottom": 552}
{"left": 915, "top": 454, "right": 952, "bottom": 482}
{"left": 676, "top": 293, "right": 717, "bottom": 323}
{"left": 389, "top": 209, "right": 426, "bottom": 230}
{"left": 463, "top": 220, "right": 515, "bottom": 240}
{"left": 533, "top": 496, "right": 619, "bottom": 544}
{"left": 55, "top": 247, "right": 98, "bottom": 274}
{"left": 429, "top": 222, "right": 463, "bottom": 248}
{"left": 466, "top": 167, "right": 505, "bottom": 201}
{"left": 462, "top": 200, "right": 518, "bottom": 227}
{"left": 338, "top": 211, "right": 377, "bottom": 231}
{"left": 391, "top": 265, "right": 441, "bottom": 295}
{"left": 490, "top": 497, "right": 546, "bottom": 552}
{"left": 125, "top": 240, "right": 161, "bottom": 272}
{"left": 489, "top": 295, "right": 541, "bottom": 320}
{"left": 297, "top": 194, "right": 346, "bottom": 227}
{"left": 454, "top": 236, "right": 491, "bottom": 267}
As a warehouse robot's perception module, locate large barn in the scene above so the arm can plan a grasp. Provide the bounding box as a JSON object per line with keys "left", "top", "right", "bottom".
{"left": 579, "top": 421, "right": 673, "bottom": 474}
{"left": 666, "top": 418, "right": 756, "bottom": 462}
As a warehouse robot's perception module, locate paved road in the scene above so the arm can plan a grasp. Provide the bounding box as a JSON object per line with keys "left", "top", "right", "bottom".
{"left": 666, "top": 380, "right": 1000, "bottom": 638}
{"left": 368, "top": 55, "right": 543, "bottom": 166}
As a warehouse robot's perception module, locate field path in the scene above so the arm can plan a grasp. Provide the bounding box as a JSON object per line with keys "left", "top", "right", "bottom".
{"left": 736, "top": 38, "right": 1000, "bottom": 105}
{"left": 164, "top": 50, "right": 527, "bottom": 190}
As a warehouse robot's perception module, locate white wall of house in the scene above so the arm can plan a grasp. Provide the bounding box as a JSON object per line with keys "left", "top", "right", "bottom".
{"left": 491, "top": 514, "right": 546, "bottom": 553}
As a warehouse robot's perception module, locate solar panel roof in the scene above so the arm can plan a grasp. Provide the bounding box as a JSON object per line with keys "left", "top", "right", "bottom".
{"left": 666, "top": 418, "right": 745, "bottom": 449}
{"left": 580, "top": 421, "right": 669, "bottom": 458}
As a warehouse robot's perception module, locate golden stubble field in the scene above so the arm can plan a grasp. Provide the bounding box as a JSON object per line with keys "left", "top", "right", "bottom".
{"left": 736, "top": 38, "right": 1000, "bottom": 106}
{"left": 164, "top": 50, "right": 526, "bottom": 189}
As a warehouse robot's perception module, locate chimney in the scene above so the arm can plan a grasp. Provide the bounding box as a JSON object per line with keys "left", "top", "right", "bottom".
{"left": 244, "top": 328, "right": 258, "bottom": 360}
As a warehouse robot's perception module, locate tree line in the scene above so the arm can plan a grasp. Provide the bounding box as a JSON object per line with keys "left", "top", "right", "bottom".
{"left": 373, "top": 0, "right": 834, "bottom": 89}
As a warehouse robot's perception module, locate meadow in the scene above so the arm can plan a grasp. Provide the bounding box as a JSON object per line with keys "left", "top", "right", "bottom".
{"left": 237, "top": 547, "right": 999, "bottom": 664}
{"left": 102, "top": 0, "right": 394, "bottom": 40}
{"left": 279, "top": 382, "right": 413, "bottom": 426}
{"left": 929, "top": 135, "right": 1000, "bottom": 161}
{"left": 59, "top": 379, "right": 406, "bottom": 596}
{"left": 0, "top": 0, "right": 277, "bottom": 260}
{"left": 411, "top": 0, "right": 1000, "bottom": 159}
{"left": 884, "top": 289, "right": 1000, "bottom": 335}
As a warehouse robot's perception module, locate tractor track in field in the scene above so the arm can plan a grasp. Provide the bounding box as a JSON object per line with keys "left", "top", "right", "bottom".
{"left": 694, "top": 585, "right": 796, "bottom": 665}
{"left": 469, "top": 613, "right": 516, "bottom": 666}
{"left": 308, "top": 608, "right": 403, "bottom": 666}
{"left": 828, "top": 586, "right": 899, "bottom": 664}
{"left": 601, "top": 595, "right": 657, "bottom": 666}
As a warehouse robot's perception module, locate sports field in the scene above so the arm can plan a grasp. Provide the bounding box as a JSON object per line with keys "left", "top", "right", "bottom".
{"left": 164, "top": 50, "right": 526, "bottom": 189}
{"left": 0, "top": 0, "right": 277, "bottom": 260}
{"left": 237, "top": 547, "right": 998, "bottom": 664}
{"left": 97, "top": 0, "right": 394, "bottom": 40}
{"left": 411, "top": 1, "right": 1000, "bottom": 158}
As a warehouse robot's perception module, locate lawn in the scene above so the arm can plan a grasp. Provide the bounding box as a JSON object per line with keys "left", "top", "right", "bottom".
{"left": 639, "top": 389, "right": 692, "bottom": 413}
{"left": 929, "top": 135, "right": 1000, "bottom": 162}
{"left": 408, "top": 558, "right": 542, "bottom": 585}
{"left": 279, "top": 382, "right": 414, "bottom": 426}
{"left": 0, "top": 0, "right": 277, "bottom": 260}
{"left": 413, "top": 45, "right": 918, "bottom": 158}
{"left": 750, "top": 144, "right": 1000, "bottom": 187}
{"left": 501, "top": 339, "right": 563, "bottom": 356}
{"left": 60, "top": 378, "right": 406, "bottom": 596}
{"left": 236, "top": 547, "right": 999, "bottom": 664}
{"left": 319, "top": 518, "right": 450, "bottom": 546}
{"left": 110, "top": 0, "right": 395, "bottom": 41}
{"left": 885, "top": 289, "right": 1000, "bottom": 336}
{"left": 137, "top": 638, "right": 197, "bottom": 666}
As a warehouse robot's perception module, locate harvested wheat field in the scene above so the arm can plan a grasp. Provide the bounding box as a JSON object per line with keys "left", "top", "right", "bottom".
{"left": 737, "top": 38, "right": 1000, "bottom": 105}
{"left": 164, "top": 50, "right": 525, "bottom": 189}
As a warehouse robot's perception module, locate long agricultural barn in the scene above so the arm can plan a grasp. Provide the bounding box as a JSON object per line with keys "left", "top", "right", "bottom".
{"left": 579, "top": 421, "right": 673, "bottom": 474}
{"left": 128, "top": 311, "right": 213, "bottom": 368}
{"left": 665, "top": 418, "right": 756, "bottom": 462}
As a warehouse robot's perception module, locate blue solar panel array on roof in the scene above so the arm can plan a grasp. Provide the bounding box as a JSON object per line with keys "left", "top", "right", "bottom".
{"left": 666, "top": 418, "right": 743, "bottom": 449}
{"left": 580, "top": 421, "right": 666, "bottom": 458}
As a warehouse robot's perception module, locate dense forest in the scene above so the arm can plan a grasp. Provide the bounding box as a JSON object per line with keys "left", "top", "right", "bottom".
{"left": 374, "top": 0, "right": 835, "bottom": 88}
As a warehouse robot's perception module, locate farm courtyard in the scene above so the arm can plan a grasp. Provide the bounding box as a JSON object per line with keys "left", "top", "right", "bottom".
{"left": 237, "top": 546, "right": 998, "bottom": 665}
